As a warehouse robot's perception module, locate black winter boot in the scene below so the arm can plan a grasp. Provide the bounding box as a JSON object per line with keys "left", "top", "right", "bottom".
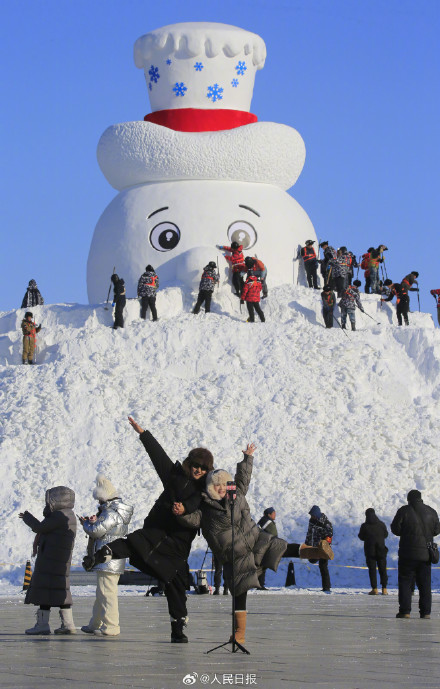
{"left": 171, "top": 618, "right": 188, "bottom": 643}
{"left": 351, "top": 322, "right": 356, "bottom": 331}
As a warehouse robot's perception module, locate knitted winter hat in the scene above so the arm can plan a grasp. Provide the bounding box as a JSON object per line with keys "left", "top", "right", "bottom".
{"left": 407, "top": 489, "right": 422, "bottom": 503}
{"left": 93, "top": 474, "right": 118, "bottom": 501}
{"left": 365, "top": 508, "right": 375, "bottom": 516}
{"left": 145, "top": 265, "right": 154, "bottom": 271}
{"left": 206, "top": 469, "right": 233, "bottom": 500}
{"left": 309, "top": 505, "right": 322, "bottom": 519}
{"left": 264, "top": 507, "right": 275, "bottom": 516}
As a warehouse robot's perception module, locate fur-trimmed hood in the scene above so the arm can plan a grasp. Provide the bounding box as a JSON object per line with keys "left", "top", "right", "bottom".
{"left": 205, "top": 469, "right": 233, "bottom": 501}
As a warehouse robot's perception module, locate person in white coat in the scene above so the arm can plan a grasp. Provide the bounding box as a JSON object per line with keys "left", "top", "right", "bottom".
{"left": 80, "top": 475, "right": 133, "bottom": 636}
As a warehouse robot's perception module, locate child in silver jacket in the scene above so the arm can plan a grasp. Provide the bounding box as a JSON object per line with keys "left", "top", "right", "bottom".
{"left": 80, "top": 475, "right": 133, "bottom": 636}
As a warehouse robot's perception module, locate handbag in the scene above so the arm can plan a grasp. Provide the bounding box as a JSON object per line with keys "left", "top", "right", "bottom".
{"left": 411, "top": 506, "right": 439, "bottom": 564}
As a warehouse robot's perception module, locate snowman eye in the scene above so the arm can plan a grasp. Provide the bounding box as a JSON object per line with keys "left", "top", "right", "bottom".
{"left": 227, "top": 221, "right": 257, "bottom": 249}
{"left": 149, "top": 222, "right": 181, "bottom": 252}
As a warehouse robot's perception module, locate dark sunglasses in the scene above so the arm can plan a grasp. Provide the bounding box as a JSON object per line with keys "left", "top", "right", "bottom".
{"left": 191, "top": 462, "right": 209, "bottom": 471}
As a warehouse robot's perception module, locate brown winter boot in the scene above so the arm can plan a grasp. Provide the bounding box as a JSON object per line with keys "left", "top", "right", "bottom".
{"left": 299, "top": 541, "right": 334, "bottom": 560}
{"left": 382, "top": 588, "right": 389, "bottom": 595}
{"left": 368, "top": 589, "right": 379, "bottom": 595}
{"left": 229, "top": 611, "right": 247, "bottom": 644}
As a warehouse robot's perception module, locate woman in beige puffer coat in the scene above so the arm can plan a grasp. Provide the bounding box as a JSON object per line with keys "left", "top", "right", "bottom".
{"left": 178, "top": 443, "right": 333, "bottom": 644}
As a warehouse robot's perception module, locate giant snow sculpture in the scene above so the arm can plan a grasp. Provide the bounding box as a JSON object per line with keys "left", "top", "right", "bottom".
{"left": 87, "top": 22, "right": 316, "bottom": 303}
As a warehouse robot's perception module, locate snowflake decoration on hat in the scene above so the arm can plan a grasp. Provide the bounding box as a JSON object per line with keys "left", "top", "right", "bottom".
{"left": 235, "top": 61, "right": 247, "bottom": 76}
{"left": 166, "top": 59, "right": 172, "bottom": 65}
{"left": 148, "top": 65, "right": 160, "bottom": 83}
{"left": 231, "top": 79, "right": 239, "bottom": 88}
{"left": 207, "top": 84, "right": 224, "bottom": 102}
{"left": 173, "top": 82, "right": 187, "bottom": 97}
{"left": 194, "top": 62, "right": 204, "bottom": 71}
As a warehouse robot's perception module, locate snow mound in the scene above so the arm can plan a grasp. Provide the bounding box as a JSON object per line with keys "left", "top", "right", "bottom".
{"left": 1, "top": 285, "right": 440, "bottom": 590}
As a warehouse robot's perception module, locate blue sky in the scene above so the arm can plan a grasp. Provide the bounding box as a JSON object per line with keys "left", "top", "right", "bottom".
{"left": 1, "top": 0, "right": 439, "bottom": 317}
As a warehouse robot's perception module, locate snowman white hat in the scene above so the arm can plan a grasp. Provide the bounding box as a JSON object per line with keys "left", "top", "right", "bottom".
{"left": 97, "top": 23, "right": 306, "bottom": 192}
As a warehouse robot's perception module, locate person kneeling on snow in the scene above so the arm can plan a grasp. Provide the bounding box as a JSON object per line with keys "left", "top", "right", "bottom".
{"left": 241, "top": 275, "right": 265, "bottom": 323}
{"left": 21, "top": 311, "right": 41, "bottom": 364}
{"left": 177, "top": 444, "right": 334, "bottom": 645}
{"left": 339, "top": 280, "right": 364, "bottom": 331}
{"left": 19, "top": 486, "right": 77, "bottom": 635}
{"left": 193, "top": 261, "right": 219, "bottom": 314}
{"left": 79, "top": 475, "right": 133, "bottom": 637}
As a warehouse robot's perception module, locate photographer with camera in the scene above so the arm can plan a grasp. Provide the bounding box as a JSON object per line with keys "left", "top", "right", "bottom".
{"left": 177, "top": 443, "right": 333, "bottom": 645}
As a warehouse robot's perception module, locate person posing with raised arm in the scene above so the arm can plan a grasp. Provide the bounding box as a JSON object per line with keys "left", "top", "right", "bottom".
{"left": 217, "top": 241, "right": 246, "bottom": 296}
{"left": 177, "top": 443, "right": 333, "bottom": 645}
{"left": 83, "top": 418, "right": 214, "bottom": 643}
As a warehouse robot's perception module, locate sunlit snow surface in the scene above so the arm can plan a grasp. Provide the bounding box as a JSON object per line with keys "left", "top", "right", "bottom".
{"left": 1, "top": 284, "right": 439, "bottom": 591}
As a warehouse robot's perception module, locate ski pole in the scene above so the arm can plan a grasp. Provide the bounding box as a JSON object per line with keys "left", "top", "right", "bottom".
{"left": 333, "top": 314, "right": 350, "bottom": 338}
{"left": 216, "top": 256, "right": 220, "bottom": 290}
{"left": 382, "top": 256, "right": 388, "bottom": 280}
{"left": 417, "top": 286, "right": 421, "bottom": 312}
{"left": 359, "top": 308, "right": 380, "bottom": 325}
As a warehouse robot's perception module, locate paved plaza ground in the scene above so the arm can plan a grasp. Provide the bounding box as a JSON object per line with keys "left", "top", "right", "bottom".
{"left": 0, "top": 591, "right": 439, "bottom": 689}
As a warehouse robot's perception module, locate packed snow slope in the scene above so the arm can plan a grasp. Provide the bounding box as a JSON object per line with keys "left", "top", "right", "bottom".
{"left": 1, "top": 285, "right": 440, "bottom": 590}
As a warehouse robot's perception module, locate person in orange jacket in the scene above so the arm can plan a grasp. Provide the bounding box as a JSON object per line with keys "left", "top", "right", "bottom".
{"left": 21, "top": 312, "right": 41, "bottom": 364}
{"left": 240, "top": 275, "right": 265, "bottom": 322}
{"left": 217, "top": 242, "right": 246, "bottom": 296}
{"left": 430, "top": 289, "right": 440, "bottom": 326}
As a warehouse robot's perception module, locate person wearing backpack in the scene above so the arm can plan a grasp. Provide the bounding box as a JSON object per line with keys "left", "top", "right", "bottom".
{"left": 321, "top": 285, "right": 336, "bottom": 328}
{"left": 391, "top": 490, "right": 440, "bottom": 619}
{"left": 21, "top": 279, "right": 44, "bottom": 308}
{"left": 192, "top": 262, "right": 219, "bottom": 314}
{"left": 360, "top": 248, "right": 373, "bottom": 293}
{"left": 240, "top": 275, "right": 265, "bottom": 323}
{"left": 358, "top": 508, "right": 389, "bottom": 595}
{"left": 21, "top": 312, "right": 41, "bottom": 364}
{"left": 338, "top": 280, "right": 364, "bottom": 331}
{"left": 137, "top": 265, "right": 159, "bottom": 321}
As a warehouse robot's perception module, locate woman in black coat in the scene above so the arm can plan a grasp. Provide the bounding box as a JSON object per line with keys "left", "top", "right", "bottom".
{"left": 85, "top": 417, "right": 214, "bottom": 643}
{"left": 358, "top": 508, "right": 389, "bottom": 595}
{"left": 19, "top": 486, "right": 77, "bottom": 635}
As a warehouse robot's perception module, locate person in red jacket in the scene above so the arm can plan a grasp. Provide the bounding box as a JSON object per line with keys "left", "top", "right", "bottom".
{"left": 430, "top": 289, "right": 440, "bottom": 326}
{"left": 240, "top": 275, "right": 265, "bottom": 322}
{"left": 217, "top": 241, "right": 246, "bottom": 296}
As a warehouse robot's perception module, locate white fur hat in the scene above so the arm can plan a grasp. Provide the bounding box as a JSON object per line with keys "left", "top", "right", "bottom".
{"left": 206, "top": 469, "right": 233, "bottom": 501}
{"left": 93, "top": 474, "right": 118, "bottom": 502}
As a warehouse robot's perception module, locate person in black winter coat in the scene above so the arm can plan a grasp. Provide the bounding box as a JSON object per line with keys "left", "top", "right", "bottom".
{"left": 84, "top": 417, "right": 214, "bottom": 643}
{"left": 137, "top": 265, "right": 159, "bottom": 321}
{"left": 193, "top": 262, "right": 219, "bottom": 314}
{"left": 358, "top": 508, "right": 389, "bottom": 595}
{"left": 305, "top": 505, "right": 333, "bottom": 592}
{"left": 111, "top": 274, "right": 126, "bottom": 329}
{"left": 21, "top": 279, "right": 44, "bottom": 308}
{"left": 391, "top": 489, "right": 440, "bottom": 618}
{"left": 321, "top": 285, "right": 336, "bottom": 328}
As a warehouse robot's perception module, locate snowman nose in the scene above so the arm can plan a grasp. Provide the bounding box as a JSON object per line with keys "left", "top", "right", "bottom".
{"left": 175, "top": 246, "right": 219, "bottom": 288}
